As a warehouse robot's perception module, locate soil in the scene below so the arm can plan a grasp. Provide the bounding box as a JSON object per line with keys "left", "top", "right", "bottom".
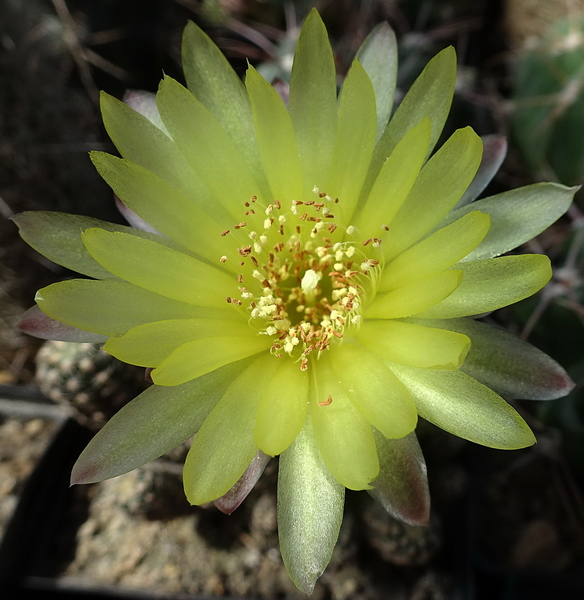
{"left": 54, "top": 461, "right": 452, "bottom": 600}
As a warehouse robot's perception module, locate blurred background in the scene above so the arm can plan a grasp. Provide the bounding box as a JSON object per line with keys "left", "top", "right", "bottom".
{"left": 1, "top": 1, "right": 584, "bottom": 599}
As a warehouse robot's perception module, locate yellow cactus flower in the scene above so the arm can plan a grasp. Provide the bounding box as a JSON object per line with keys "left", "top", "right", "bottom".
{"left": 14, "top": 9, "right": 576, "bottom": 592}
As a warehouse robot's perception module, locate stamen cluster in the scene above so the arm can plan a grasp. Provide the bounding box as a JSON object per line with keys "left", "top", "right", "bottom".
{"left": 222, "top": 190, "right": 383, "bottom": 370}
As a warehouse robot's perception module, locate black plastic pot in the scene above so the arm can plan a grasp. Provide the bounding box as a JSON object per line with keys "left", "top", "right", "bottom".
{"left": 0, "top": 385, "right": 91, "bottom": 597}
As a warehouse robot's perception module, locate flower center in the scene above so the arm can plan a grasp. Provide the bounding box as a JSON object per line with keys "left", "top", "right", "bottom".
{"left": 221, "top": 190, "right": 383, "bottom": 370}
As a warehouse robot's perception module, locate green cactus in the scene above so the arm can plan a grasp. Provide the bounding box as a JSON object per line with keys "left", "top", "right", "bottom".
{"left": 512, "top": 16, "right": 584, "bottom": 187}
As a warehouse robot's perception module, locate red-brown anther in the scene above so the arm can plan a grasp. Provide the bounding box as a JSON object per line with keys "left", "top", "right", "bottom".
{"left": 317, "top": 395, "right": 333, "bottom": 407}
{"left": 300, "top": 213, "right": 308, "bottom": 221}
{"left": 363, "top": 238, "right": 372, "bottom": 246}
{"left": 221, "top": 229, "right": 230, "bottom": 236}
{"left": 325, "top": 214, "right": 335, "bottom": 219}
{"left": 237, "top": 274, "right": 243, "bottom": 283}
{"left": 274, "top": 199, "right": 281, "bottom": 209}
{"left": 251, "top": 256, "right": 259, "bottom": 267}
{"left": 239, "top": 245, "right": 252, "bottom": 257}
{"left": 318, "top": 192, "right": 327, "bottom": 198}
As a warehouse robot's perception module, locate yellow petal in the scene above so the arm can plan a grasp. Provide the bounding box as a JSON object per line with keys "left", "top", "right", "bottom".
{"left": 379, "top": 211, "right": 490, "bottom": 290}
{"left": 105, "top": 318, "right": 252, "bottom": 367}
{"left": 383, "top": 126, "right": 483, "bottom": 261}
{"left": 151, "top": 334, "right": 271, "bottom": 386}
{"left": 254, "top": 358, "right": 309, "bottom": 456}
{"left": 356, "top": 118, "right": 431, "bottom": 236}
{"left": 310, "top": 354, "right": 379, "bottom": 490}
{"left": 358, "top": 320, "right": 470, "bottom": 369}
{"left": 82, "top": 229, "right": 236, "bottom": 307}
{"left": 327, "top": 60, "right": 377, "bottom": 222}
{"left": 245, "top": 66, "right": 304, "bottom": 201}
{"left": 183, "top": 354, "right": 278, "bottom": 504}
{"left": 366, "top": 270, "right": 462, "bottom": 319}
{"left": 288, "top": 9, "right": 337, "bottom": 194}
{"left": 330, "top": 342, "right": 417, "bottom": 438}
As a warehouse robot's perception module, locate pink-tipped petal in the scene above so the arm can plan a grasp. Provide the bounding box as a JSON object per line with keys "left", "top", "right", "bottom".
{"left": 213, "top": 450, "right": 271, "bottom": 514}
{"left": 455, "top": 135, "right": 507, "bottom": 207}
{"left": 123, "top": 90, "right": 168, "bottom": 133}
{"left": 18, "top": 305, "right": 107, "bottom": 343}
{"left": 114, "top": 197, "right": 161, "bottom": 234}
{"left": 369, "top": 430, "right": 430, "bottom": 526}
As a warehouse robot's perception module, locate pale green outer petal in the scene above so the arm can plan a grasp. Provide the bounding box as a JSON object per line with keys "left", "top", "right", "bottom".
{"left": 379, "top": 211, "right": 490, "bottom": 290}
{"left": 310, "top": 354, "right": 379, "bottom": 490}
{"left": 100, "top": 92, "right": 202, "bottom": 196}
{"left": 81, "top": 229, "right": 235, "bottom": 306}
{"left": 13, "top": 212, "right": 119, "bottom": 280}
{"left": 388, "top": 363, "right": 536, "bottom": 449}
{"left": 363, "top": 46, "right": 456, "bottom": 199}
{"left": 183, "top": 354, "right": 278, "bottom": 504}
{"left": 289, "top": 9, "right": 337, "bottom": 194}
{"left": 356, "top": 118, "right": 431, "bottom": 235}
{"left": 366, "top": 270, "right": 462, "bottom": 319}
{"left": 327, "top": 60, "right": 377, "bottom": 222}
{"left": 156, "top": 76, "right": 267, "bottom": 215}
{"left": 383, "top": 127, "right": 483, "bottom": 261}
{"left": 12, "top": 212, "right": 186, "bottom": 281}
{"left": 277, "top": 416, "right": 345, "bottom": 595}
{"left": 254, "top": 358, "right": 309, "bottom": 457}
{"left": 369, "top": 430, "right": 430, "bottom": 526}
{"left": 35, "top": 280, "right": 230, "bottom": 336}
{"left": 245, "top": 66, "right": 304, "bottom": 201}
{"left": 442, "top": 183, "right": 577, "bottom": 261}
{"left": 71, "top": 359, "right": 251, "bottom": 484}
{"left": 355, "top": 22, "right": 398, "bottom": 141}
{"left": 416, "top": 318, "right": 575, "bottom": 400}
{"left": 415, "top": 255, "right": 552, "bottom": 319}
{"left": 105, "top": 318, "right": 251, "bottom": 367}
{"left": 90, "top": 153, "right": 233, "bottom": 263}
{"left": 358, "top": 320, "right": 470, "bottom": 369}
{"left": 151, "top": 334, "right": 271, "bottom": 386}
{"left": 181, "top": 21, "right": 267, "bottom": 192}
{"left": 329, "top": 341, "right": 417, "bottom": 438}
